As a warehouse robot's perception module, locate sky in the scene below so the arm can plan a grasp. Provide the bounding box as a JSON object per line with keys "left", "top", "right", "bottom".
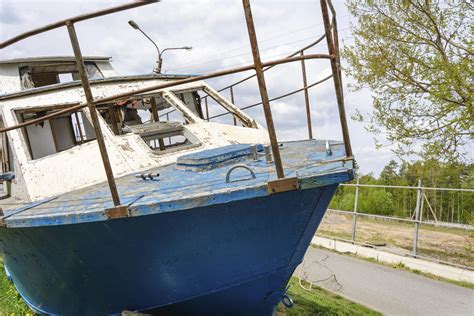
{"left": 0, "top": 0, "right": 400, "bottom": 176}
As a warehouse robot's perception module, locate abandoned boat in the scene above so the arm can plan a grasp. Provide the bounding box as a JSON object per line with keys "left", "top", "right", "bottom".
{"left": 0, "top": 1, "right": 354, "bottom": 315}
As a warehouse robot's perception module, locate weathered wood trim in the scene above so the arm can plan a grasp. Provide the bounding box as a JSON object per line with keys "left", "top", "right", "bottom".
{"left": 267, "top": 177, "right": 299, "bottom": 194}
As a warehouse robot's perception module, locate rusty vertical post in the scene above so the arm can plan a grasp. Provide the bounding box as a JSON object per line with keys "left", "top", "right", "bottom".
{"left": 108, "top": 105, "right": 119, "bottom": 135}
{"left": 320, "top": 0, "right": 352, "bottom": 157}
{"left": 150, "top": 96, "right": 165, "bottom": 150}
{"left": 204, "top": 97, "right": 209, "bottom": 121}
{"left": 300, "top": 50, "right": 313, "bottom": 140}
{"left": 230, "top": 86, "right": 237, "bottom": 126}
{"left": 67, "top": 22, "right": 121, "bottom": 206}
{"left": 242, "top": 0, "right": 284, "bottom": 179}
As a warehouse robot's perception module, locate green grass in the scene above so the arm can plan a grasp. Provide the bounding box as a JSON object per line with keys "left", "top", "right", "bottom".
{"left": 0, "top": 259, "right": 33, "bottom": 314}
{"left": 276, "top": 277, "right": 381, "bottom": 316}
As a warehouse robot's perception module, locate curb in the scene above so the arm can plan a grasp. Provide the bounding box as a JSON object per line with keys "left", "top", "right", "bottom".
{"left": 311, "top": 236, "right": 474, "bottom": 284}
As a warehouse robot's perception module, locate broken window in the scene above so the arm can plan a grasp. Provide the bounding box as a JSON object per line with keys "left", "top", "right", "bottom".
{"left": 17, "top": 108, "right": 96, "bottom": 160}
{"left": 19, "top": 62, "right": 103, "bottom": 90}
{"left": 0, "top": 117, "right": 13, "bottom": 173}
{"left": 97, "top": 92, "right": 202, "bottom": 154}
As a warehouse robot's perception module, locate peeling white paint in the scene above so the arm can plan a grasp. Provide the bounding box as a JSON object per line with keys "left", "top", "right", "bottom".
{"left": 0, "top": 76, "right": 270, "bottom": 203}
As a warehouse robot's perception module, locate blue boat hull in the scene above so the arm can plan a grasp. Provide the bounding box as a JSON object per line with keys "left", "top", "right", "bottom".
{"left": 0, "top": 184, "right": 337, "bottom": 315}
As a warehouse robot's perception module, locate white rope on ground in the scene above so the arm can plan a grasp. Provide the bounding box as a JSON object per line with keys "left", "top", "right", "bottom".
{"left": 297, "top": 254, "right": 343, "bottom": 292}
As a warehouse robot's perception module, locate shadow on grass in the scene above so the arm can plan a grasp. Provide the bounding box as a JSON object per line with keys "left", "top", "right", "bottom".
{"left": 276, "top": 277, "right": 380, "bottom": 316}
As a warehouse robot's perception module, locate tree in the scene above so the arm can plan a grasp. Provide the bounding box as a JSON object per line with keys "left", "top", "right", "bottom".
{"left": 380, "top": 160, "right": 400, "bottom": 185}
{"left": 343, "top": 0, "right": 473, "bottom": 162}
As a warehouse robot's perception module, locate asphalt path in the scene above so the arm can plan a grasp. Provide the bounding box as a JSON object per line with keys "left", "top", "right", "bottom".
{"left": 295, "top": 247, "right": 474, "bottom": 315}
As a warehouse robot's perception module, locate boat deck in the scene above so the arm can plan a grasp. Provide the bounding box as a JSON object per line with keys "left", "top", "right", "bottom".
{"left": 1, "top": 140, "right": 353, "bottom": 228}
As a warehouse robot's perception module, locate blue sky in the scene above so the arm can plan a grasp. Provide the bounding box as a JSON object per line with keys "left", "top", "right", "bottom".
{"left": 0, "top": 0, "right": 402, "bottom": 176}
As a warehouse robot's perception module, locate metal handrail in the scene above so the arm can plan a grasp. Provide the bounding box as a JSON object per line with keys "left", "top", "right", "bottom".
{"left": 0, "top": 0, "right": 352, "bottom": 207}
{"left": 0, "top": 1, "right": 157, "bottom": 49}
{"left": 213, "top": 32, "right": 328, "bottom": 93}
{"left": 208, "top": 74, "right": 333, "bottom": 120}
{"left": 158, "top": 32, "right": 330, "bottom": 120}
{"left": 341, "top": 183, "right": 474, "bottom": 192}
{"left": 0, "top": 54, "right": 332, "bottom": 134}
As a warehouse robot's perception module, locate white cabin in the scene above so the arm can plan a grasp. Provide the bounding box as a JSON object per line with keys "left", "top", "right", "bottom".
{"left": 0, "top": 57, "right": 269, "bottom": 203}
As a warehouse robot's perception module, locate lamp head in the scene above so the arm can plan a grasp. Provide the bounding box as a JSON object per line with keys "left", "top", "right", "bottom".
{"left": 128, "top": 20, "right": 140, "bottom": 30}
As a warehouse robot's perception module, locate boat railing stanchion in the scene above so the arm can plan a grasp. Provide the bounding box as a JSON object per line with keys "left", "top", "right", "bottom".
{"left": 300, "top": 50, "right": 313, "bottom": 140}
{"left": 243, "top": 0, "right": 301, "bottom": 194}
{"left": 320, "top": 0, "right": 353, "bottom": 159}
{"left": 242, "top": 0, "right": 284, "bottom": 179}
{"left": 66, "top": 21, "right": 123, "bottom": 210}
{"left": 264, "top": 145, "right": 273, "bottom": 164}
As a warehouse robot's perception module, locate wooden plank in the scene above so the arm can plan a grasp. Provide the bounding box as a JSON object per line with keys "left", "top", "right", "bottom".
{"left": 267, "top": 177, "right": 299, "bottom": 194}
{"left": 105, "top": 205, "right": 129, "bottom": 219}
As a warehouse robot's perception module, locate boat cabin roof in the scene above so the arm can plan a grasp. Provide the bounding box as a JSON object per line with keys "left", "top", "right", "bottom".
{"left": 0, "top": 55, "right": 193, "bottom": 98}
{"left": 0, "top": 56, "right": 112, "bottom": 65}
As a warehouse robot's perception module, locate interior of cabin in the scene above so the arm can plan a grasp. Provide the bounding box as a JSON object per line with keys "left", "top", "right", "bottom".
{"left": 19, "top": 61, "right": 104, "bottom": 90}
{"left": 5, "top": 84, "right": 253, "bottom": 163}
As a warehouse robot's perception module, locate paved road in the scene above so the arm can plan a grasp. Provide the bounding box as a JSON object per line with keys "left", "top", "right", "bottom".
{"left": 295, "top": 247, "right": 474, "bottom": 315}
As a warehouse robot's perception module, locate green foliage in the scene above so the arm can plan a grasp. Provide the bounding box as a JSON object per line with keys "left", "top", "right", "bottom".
{"left": 331, "top": 159, "right": 473, "bottom": 224}
{"left": 359, "top": 189, "right": 395, "bottom": 215}
{"left": 0, "top": 260, "right": 32, "bottom": 314}
{"left": 343, "top": 1, "right": 473, "bottom": 162}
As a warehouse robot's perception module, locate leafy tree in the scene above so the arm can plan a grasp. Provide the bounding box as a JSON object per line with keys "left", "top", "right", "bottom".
{"left": 380, "top": 160, "right": 400, "bottom": 185}
{"left": 359, "top": 189, "right": 394, "bottom": 215}
{"left": 343, "top": 0, "right": 473, "bottom": 162}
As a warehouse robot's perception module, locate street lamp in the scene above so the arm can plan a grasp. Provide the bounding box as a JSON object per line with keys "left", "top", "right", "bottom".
{"left": 128, "top": 20, "right": 192, "bottom": 74}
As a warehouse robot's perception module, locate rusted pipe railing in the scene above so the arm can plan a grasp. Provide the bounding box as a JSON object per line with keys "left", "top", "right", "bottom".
{"left": 214, "top": 32, "right": 328, "bottom": 94}
{"left": 300, "top": 50, "right": 313, "bottom": 139}
{"left": 208, "top": 74, "right": 333, "bottom": 120}
{"left": 0, "top": 54, "right": 332, "bottom": 134}
{"left": 200, "top": 29, "right": 326, "bottom": 131}
{"left": 230, "top": 86, "right": 237, "bottom": 125}
{"left": 0, "top": 1, "right": 158, "bottom": 49}
{"left": 0, "top": 0, "right": 353, "bottom": 195}
{"left": 67, "top": 22, "right": 121, "bottom": 207}
{"left": 94, "top": 54, "right": 332, "bottom": 105}
{"left": 243, "top": 0, "right": 284, "bottom": 179}
{"left": 321, "top": 0, "right": 352, "bottom": 157}
{"left": 0, "top": 1, "right": 160, "bottom": 207}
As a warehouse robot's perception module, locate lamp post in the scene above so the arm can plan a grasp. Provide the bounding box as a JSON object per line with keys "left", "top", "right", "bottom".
{"left": 128, "top": 20, "right": 192, "bottom": 74}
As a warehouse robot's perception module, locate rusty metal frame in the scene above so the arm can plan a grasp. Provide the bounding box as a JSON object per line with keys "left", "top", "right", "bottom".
{"left": 0, "top": 54, "right": 332, "bottom": 134}
{"left": 320, "top": 0, "right": 352, "bottom": 157}
{"left": 243, "top": 0, "right": 284, "bottom": 179}
{"left": 0, "top": 0, "right": 353, "bottom": 203}
{"left": 67, "top": 22, "right": 121, "bottom": 206}
{"left": 0, "top": 1, "right": 158, "bottom": 49}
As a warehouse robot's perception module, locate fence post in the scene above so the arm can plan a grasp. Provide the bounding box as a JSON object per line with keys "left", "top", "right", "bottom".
{"left": 413, "top": 179, "right": 422, "bottom": 256}
{"left": 352, "top": 177, "right": 360, "bottom": 243}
